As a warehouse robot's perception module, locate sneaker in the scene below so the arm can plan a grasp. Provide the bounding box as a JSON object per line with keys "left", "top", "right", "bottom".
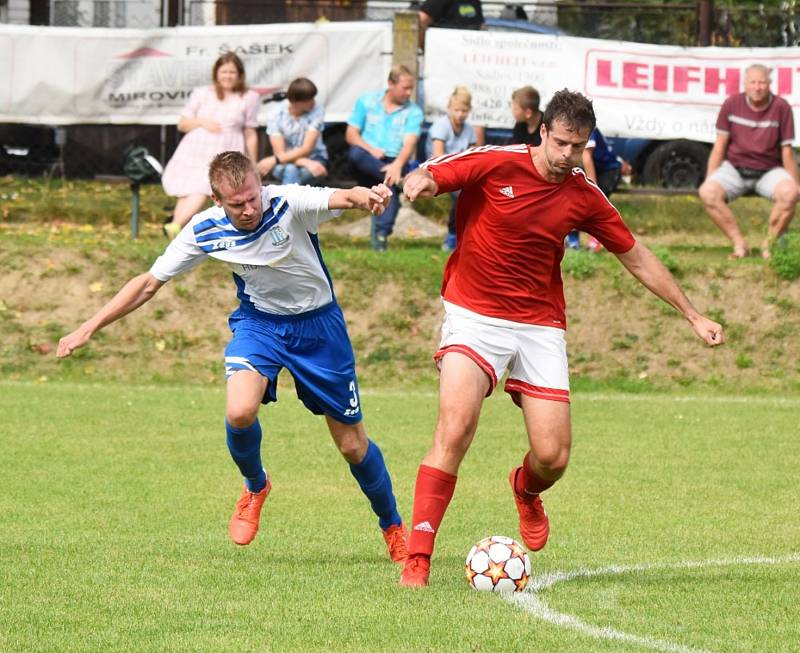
{"left": 586, "top": 235, "right": 603, "bottom": 253}
{"left": 162, "top": 221, "right": 181, "bottom": 239}
{"left": 400, "top": 554, "right": 430, "bottom": 587}
{"left": 508, "top": 467, "right": 550, "bottom": 551}
{"left": 371, "top": 233, "right": 388, "bottom": 251}
{"left": 565, "top": 231, "right": 581, "bottom": 250}
{"left": 382, "top": 523, "right": 409, "bottom": 563}
{"left": 441, "top": 233, "right": 457, "bottom": 252}
{"left": 229, "top": 480, "right": 271, "bottom": 546}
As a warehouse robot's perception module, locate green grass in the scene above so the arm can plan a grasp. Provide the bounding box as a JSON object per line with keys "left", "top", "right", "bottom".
{"left": 1, "top": 381, "right": 798, "bottom": 652}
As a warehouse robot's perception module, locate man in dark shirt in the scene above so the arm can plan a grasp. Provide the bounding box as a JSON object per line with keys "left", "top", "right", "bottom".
{"left": 418, "top": 0, "right": 484, "bottom": 48}
{"left": 698, "top": 64, "right": 800, "bottom": 259}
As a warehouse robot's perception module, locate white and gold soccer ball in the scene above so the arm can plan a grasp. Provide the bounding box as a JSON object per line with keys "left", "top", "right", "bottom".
{"left": 465, "top": 535, "right": 531, "bottom": 593}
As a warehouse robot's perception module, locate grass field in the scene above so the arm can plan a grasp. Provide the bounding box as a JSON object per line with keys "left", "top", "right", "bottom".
{"left": 1, "top": 381, "right": 798, "bottom": 653}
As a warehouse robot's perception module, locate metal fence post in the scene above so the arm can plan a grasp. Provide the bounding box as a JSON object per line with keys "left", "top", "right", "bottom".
{"left": 130, "top": 181, "right": 141, "bottom": 239}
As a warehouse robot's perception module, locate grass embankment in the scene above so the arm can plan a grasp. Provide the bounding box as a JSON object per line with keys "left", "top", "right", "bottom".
{"left": 1, "top": 175, "right": 799, "bottom": 393}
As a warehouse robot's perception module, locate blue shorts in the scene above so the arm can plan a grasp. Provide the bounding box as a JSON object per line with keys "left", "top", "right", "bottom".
{"left": 224, "top": 302, "right": 363, "bottom": 424}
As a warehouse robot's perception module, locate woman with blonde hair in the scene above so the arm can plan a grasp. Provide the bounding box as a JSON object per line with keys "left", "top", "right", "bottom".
{"left": 161, "top": 52, "right": 260, "bottom": 237}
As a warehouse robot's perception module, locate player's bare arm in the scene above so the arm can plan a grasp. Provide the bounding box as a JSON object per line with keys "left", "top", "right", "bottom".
{"left": 402, "top": 168, "right": 439, "bottom": 201}
{"left": 329, "top": 184, "right": 392, "bottom": 215}
{"left": 56, "top": 272, "right": 165, "bottom": 358}
{"left": 615, "top": 242, "right": 725, "bottom": 346}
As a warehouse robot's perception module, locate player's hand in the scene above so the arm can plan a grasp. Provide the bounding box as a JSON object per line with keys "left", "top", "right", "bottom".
{"left": 56, "top": 327, "right": 92, "bottom": 358}
{"left": 381, "top": 161, "right": 404, "bottom": 187}
{"left": 690, "top": 315, "right": 725, "bottom": 346}
{"left": 366, "top": 184, "right": 392, "bottom": 215}
{"left": 402, "top": 170, "right": 437, "bottom": 201}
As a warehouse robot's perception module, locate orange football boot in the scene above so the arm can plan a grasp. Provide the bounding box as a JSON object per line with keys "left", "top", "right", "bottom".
{"left": 508, "top": 467, "right": 550, "bottom": 551}
{"left": 229, "top": 480, "right": 271, "bottom": 546}
{"left": 382, "top": 523, "right": 409, "bottom": 563}
{"left": 400, "top": 554, "right": 431, "bottom": 588}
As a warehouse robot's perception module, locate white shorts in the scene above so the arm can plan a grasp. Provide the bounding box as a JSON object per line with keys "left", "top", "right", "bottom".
{"left": 434, "top": 301, "right": 570, "bottom": 403}
{"left": 707, "top": 160, "right": 793, "bottom": 201}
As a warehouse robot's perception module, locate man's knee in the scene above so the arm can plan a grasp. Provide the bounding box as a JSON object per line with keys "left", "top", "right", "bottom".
{"left": 530, "top": 442, "right": 570, "bottom": 477}
{"left": 432, "top": 415, "right": 476, "bottom": 460}
{"left": 226, "top": 402, "right": 260, "bottom": 428}
{"left": 773, "top": 181, "right": 800, "bottom": 207}
{"left": 698, "top": 180, "right": 725, "bottom": 206}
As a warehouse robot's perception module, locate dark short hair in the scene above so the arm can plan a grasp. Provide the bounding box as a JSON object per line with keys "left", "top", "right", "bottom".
{"left": 209, "top": 151, "right": 258, "bottom": 198}
{"left": 287, "top": 77, "right": 318, "bottom": 103}
{"left": 542, "top": 89, "right": 596, "bottom": 133}
{"left": 511, "top": 86, "right": 540, "bottom": 112}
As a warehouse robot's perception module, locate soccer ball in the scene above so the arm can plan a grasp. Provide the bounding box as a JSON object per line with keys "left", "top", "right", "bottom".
{"left": 465, "top": 535, "right": 531, "bottom": 593}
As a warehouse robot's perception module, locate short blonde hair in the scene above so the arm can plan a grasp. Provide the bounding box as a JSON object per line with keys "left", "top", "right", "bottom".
{"left": 388, "top": 64, "right": 415, "bottom": 84}
{"left": 209, "top": 151, "right": 258, "bottom": 198}
{"left": 449, "top": 85, "right": 472, "bottom": 108}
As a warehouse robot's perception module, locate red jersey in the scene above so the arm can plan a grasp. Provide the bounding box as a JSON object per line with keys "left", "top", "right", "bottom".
{"left": 425, "top": 144, "right": 635, "bottom": 328}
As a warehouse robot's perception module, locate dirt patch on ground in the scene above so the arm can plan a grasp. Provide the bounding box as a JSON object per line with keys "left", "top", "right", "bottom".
{"left": 2, "top": 227, "right": 799, "bottom": 392}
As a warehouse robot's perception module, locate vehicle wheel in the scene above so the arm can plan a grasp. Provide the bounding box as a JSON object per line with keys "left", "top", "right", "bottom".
{"left": 641, "top": 140, "right": 710, "bottom": 188}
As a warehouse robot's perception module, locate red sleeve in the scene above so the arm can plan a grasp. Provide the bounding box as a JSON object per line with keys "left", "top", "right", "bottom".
{"left": 424, "top": 147, "right": 492, "bottom": 195}
{"left": 577, "top": 185, "right": 636, "bottom": 254}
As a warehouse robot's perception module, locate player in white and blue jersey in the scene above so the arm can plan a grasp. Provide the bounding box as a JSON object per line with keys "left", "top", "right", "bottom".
{"left": 57, "top": 151, "right": 409, "bottom": 562}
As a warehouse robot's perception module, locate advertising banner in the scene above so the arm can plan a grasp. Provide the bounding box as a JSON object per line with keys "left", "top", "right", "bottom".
{"left": 424, "top": 28, "right": 800, "bottom": 143}
{"left": 0, "top": 22, "right": 392, "bottom": 124}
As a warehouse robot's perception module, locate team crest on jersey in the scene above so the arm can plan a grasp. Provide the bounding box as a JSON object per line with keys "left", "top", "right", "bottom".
{"left": 268, "top": 225, "right": 290, "bottom": 246}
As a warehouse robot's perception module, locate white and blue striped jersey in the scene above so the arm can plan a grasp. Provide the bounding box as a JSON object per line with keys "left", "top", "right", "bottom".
{"left": 149, "top": 184, "right": 342, "bottom": 315}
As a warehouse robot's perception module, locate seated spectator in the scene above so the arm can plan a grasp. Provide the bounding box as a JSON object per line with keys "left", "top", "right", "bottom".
{"left": 698, "top": 63, "right": 800, "bottom": 259}
{"left": 510, "top": 86, "right": 543, "bottom": 146}
{"left": 425, "top": 86, "right": 481, "bottom": 252}
{"left": 257, "top": 77, "right": 328, "bottom": 186}
{"left": 346, "top": 65, "right": 424, "bottom": 251}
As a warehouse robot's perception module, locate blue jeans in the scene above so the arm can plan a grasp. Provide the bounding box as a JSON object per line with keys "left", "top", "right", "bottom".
{"left": 273, "top": 156, "right": 328, "bottom": 186}
{"left": 347, "top": 146, "right": 409, "bottom": 237}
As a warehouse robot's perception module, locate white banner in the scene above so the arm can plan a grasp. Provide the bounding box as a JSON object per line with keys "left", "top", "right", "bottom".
{"left": 0, "top": 22, "right": 392, "bottom": 125}
{"left": 424, "top": 28, "right": 800, "bottom": 143}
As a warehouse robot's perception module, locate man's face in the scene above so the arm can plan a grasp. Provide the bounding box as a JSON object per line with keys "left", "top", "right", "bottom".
{"left": 540, "top": 119, "right": 591, "bottom": 179}
{"left": 212, "top": 172, "right": 263, "bottom": 231}
{"left": 387, "top": 74, "right": 415, "bottom": 105}
{"left": 745, "top": 68, "right": 771, "bottom": 105}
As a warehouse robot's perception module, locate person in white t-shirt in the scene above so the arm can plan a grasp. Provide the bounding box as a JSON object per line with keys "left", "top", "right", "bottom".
{"left": 57, "top": 151, "right": 410, "bottom": 563}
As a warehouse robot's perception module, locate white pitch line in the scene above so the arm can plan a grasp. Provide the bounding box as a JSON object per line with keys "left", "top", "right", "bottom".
{"left": 504, "top": 553, "right": 800, "bottom": 653}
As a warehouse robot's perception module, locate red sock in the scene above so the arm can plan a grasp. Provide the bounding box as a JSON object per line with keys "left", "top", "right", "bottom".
{"left": 514, "top": 452, "right": 556, "bottom": 497}
{"left": 407, "top": 464, "right": 457, "bottom": 559}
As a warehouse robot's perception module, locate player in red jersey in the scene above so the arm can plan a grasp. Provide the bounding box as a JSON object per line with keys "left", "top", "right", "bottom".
{"left": 398, "top": 89, "right": 725, "bottom": 587}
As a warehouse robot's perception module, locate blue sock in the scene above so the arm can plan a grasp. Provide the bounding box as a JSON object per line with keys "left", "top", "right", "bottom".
{"left": 349, "top": 440, "right": 402, "bottom": 530}
{"left": 226, "top": 420, "right": 267, "bottom": 493}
